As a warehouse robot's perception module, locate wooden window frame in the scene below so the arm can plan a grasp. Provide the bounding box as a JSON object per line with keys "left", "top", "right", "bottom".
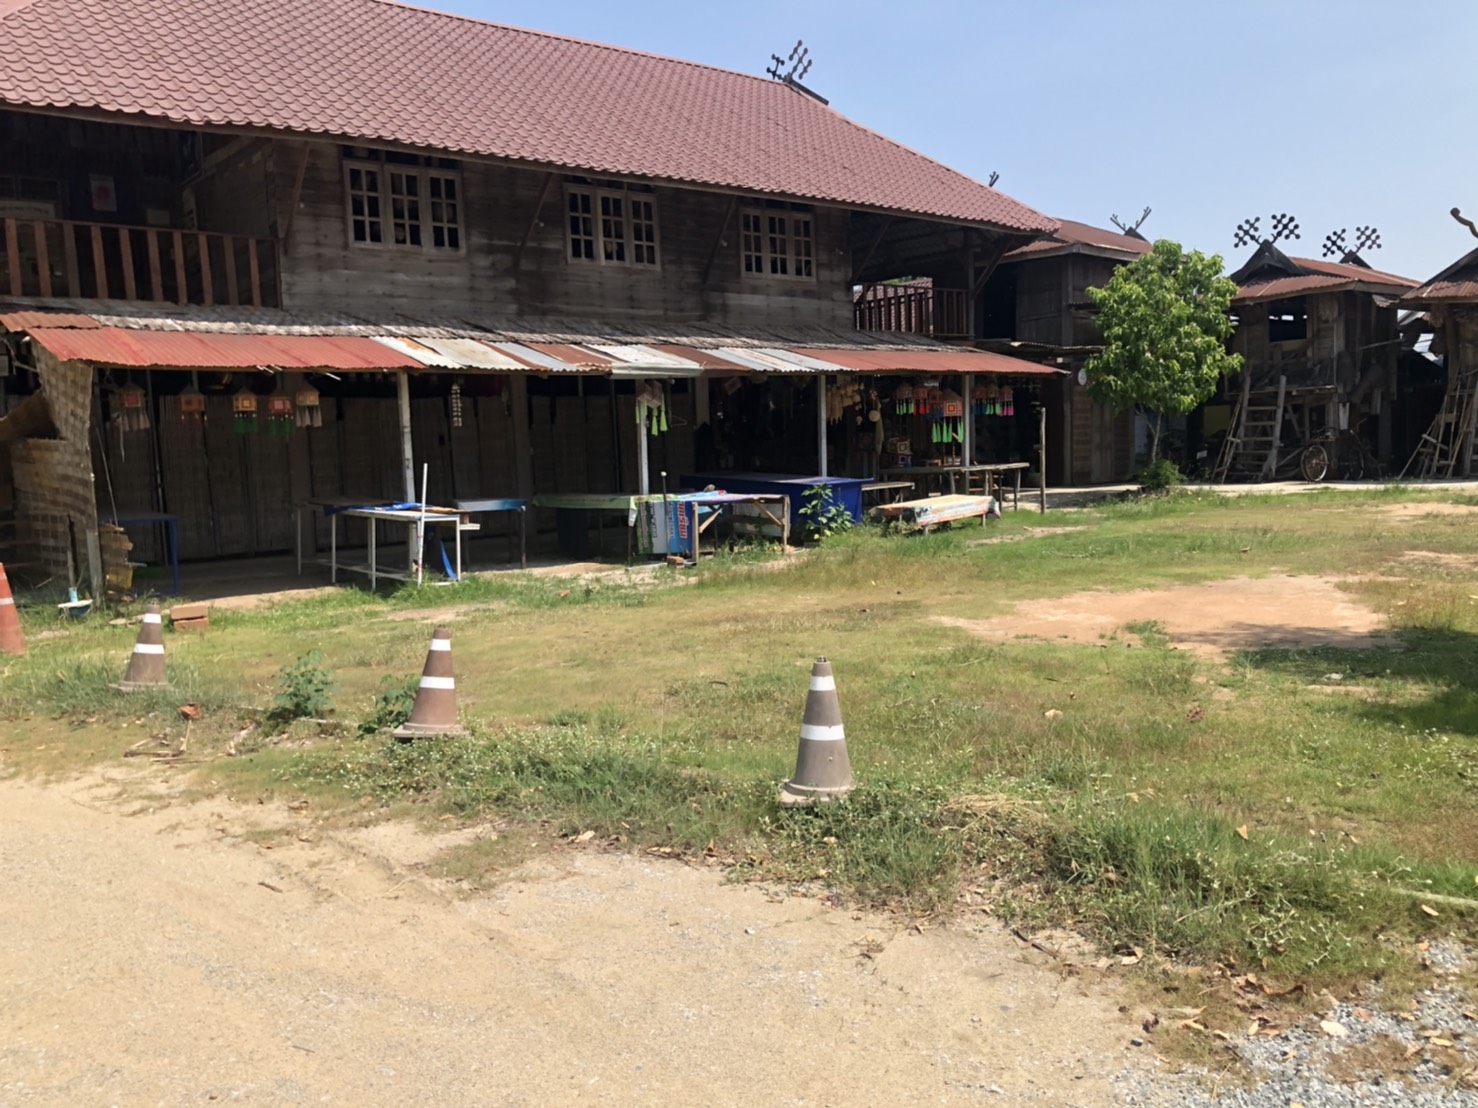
{"left": 740, "top": 204, "right": 815, "bottom": 281}
{"left": 565, "top": 184, "right": 660, "bottom": 269}
{"left": 343, "top": 158, "right": 463, "bottom": 253}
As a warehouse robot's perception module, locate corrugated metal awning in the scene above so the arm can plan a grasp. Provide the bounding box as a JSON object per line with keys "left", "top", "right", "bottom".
{"left": 27, "top": 327, "right": 419, "bottom": 370}
{"left": 792, "top": 347, "right": 1064, "bottom": 376}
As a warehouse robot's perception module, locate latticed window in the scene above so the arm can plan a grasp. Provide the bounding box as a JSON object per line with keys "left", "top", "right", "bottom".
{"left": 566, "top": 183, "right": 659, "bottom": 266}
{"left": 344, "top": 157, "right": 462, "bottom": 251}
{"left": 740, "top": 205, "right": 814, "bottom": 279}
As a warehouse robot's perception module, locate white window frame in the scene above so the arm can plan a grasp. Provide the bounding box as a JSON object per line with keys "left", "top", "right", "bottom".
{"left": 740, "top": 205, "right": 815, "bottom": 280}
{"left": 343, "top": 159, "right": 464, "bottom": 252}
{"left": 565, "top": 184, "right": 660, "bottom": 268}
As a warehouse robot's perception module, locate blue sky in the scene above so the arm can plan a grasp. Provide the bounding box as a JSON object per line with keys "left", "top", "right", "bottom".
{"left": 436, "top": 0, "right": 1477, "bottom": 283}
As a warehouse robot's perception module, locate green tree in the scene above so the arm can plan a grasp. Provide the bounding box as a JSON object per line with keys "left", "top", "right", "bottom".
{"left": 1085, "top": 239, "right": 1242, "bottom": 463}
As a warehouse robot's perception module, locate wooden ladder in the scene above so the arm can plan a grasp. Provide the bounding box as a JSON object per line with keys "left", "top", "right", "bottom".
{"left": 1402, "top": 369, "right": 1478, "bottom": 479}
{"left": 1217, "top": 375, "right": 1286, "bottom": 481}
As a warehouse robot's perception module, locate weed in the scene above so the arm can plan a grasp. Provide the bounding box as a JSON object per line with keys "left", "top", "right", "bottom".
{"left": 273, "top": 651, "right": 336, "bottom": 721}
{"left": 798, "top": 485, "right": 854, "bottom": 541}
{"left": 358, "top": 674, "right": 419, "bottom": 736}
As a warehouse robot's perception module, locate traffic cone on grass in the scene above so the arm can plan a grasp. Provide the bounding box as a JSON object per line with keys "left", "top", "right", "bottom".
{"left": 113, "top": 601, "right": 167, "bottom": 691}
{"left": 394, "top": 626, "right": 465, "bottom": 739}
{"left": 0, "top": 563, "right": 24, "bottom": 656}
{"left": 779, "top": 656, "right": 854, "bottom": 807}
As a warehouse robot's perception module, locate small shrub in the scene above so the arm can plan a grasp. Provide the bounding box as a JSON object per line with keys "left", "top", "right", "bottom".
{"left": 273, "top": 651, "right": 335, "bottom": 721}
{"left": 799, "top": 485, "right": 854, "bottom": 541}
{"left": 358, "top": 673, "right": 419, "bottom": 736}
{"left": 1137, "top": 457, "right": 1183, "bottom": 493}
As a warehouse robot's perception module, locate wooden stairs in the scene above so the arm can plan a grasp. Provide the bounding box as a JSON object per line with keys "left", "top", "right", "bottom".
{"left": 1402, "top": 369, "right": 1478, "bottom": 480}
{"left": 1214, "top": 374, "right": 1287, "bottom": 482}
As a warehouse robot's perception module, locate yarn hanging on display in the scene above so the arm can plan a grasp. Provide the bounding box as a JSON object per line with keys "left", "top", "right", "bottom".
{"left": 893, "top": 382, "right": 914, "bottom": 415}
{"left": 635, "top": 380, "right": 667, "bottom": 435}
{"left": 116, "top": 382, "right": 150, "bottom": 433}
{"left": 178, "top": 384, "right": 206, "bottom": 424}
{"left": 265, "top": 389, "right": 294, "bottom": 437}
{"left": 231, "top": 388, "right": 259, "bottom": 435}
{"left": 1001, "top": 385, "right": 1015, "bottom": 417}
{"left": 971, "top": 383, "right": 989, "bottom": 417}
{"left": 983, "top": 382, "right": 1001, "bottom": 416}
{"left": 294, "top": 383, "right": 322, "bottom": 429}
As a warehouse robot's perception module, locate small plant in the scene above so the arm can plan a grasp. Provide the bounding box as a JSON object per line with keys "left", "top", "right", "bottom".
{"left": 273, "top": 650, "right": 336, "bottom": 721}
{"left": 799, "top": 485, "right": 854, "bottom": 541}
{"left": 1137, "top": 457, "right": 1183, "bottom": 493}
{"left": 358, "top": 673, "right": 419, "bottom": 736}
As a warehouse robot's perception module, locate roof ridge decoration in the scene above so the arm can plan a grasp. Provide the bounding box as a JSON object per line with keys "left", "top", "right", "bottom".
{"left": 0, "top": 0, "right": 1053, "bottom": 232}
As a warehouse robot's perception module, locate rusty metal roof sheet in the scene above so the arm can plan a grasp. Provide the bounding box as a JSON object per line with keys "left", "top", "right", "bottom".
{"left": 791, "top": 346, "right": 1063, "bottom": 376}
{"left": 27, "top": 327, "right": 419, "bottom": 370}
{"left": 1401, "top": 247, "right": 1478, "bottom": 306}
{"left": 1003, "top": 218, "right": 1153, "bottom": 262}
{"left": 0, "top": 0, "right": 1054, "bottom": 234}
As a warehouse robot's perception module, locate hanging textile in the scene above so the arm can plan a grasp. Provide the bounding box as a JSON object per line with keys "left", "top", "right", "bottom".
{"left": 294, "top": 382, "right": 322, "bottom": 429}
{"left": 232, "top": 388, "right": 259, "bottom": 435}
{"left": 635, "top": 381, "right": 667, "bottom": 435}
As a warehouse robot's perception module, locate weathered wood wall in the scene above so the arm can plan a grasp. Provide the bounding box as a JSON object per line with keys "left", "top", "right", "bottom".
{"left": 222, "top": 140, "right": 856, "bottom": 330}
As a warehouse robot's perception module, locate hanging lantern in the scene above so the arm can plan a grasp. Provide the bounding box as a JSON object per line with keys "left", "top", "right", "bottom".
{"left": 294, "top": 382, "right": 322, "bottom": 428}
{"left": 1000, "top": 385, "right": 1015, "bottom": 417}
{"left": 893, "top": 381, "right": 914, "bottom": 416}
{"left": 984, "top": 382, "right": 1001, "bottom": 416}
{"left": 912, "top": 383, "right": 930, "bottom": 415}
{"left": 232, "top": 388, "right": 259, "bottom": 435}
{"left": 178, "top": 383, "right": 206, "bottom": 423}
{"left": 115, "top": 382, "right": 151, "bottom": 433}
{"left": 971, "top": 383, "right": 989, "bottom": 417}
{"left": 450, "top": 379, "right": 464, "bottom": 428}
{"left": 266, "top": 389, "right": 294, "bottom": 437}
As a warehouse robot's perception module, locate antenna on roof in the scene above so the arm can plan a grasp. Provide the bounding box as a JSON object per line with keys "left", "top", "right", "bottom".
{"left": 1233, "top": 212, "right": 1300, "bottom": 250}
{"left": 1452, "top": 208, "right": 1478, "bottom": 239}
{"left": 1110, "top": 206, "right": 1152, "bottom": 236}
{"left": 765, "top": 39, "right": 828, "bottom": 104}
{"left": 988, "top": 171, "right": 1000, "bottom": 188}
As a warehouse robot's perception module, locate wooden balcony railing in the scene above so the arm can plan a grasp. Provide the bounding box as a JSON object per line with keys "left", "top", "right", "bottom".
{"left": 854, "top": 283, "right": 969, "bottom": 339}
{"left": 0, "top": 217, "right": 279, "bottom": 308}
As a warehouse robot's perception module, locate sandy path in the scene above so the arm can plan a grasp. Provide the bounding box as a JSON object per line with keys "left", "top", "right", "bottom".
{"left": 939, "top": 574, "right": 1387, "bottom": 660}
{"left": 0, "top": 771, "right": 1172, "bottom": 1106}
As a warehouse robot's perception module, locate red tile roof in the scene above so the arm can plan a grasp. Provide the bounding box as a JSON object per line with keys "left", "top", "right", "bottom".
{"left": 1003, "top": 219, "right": 1152, "bottom": 262}
{"left": 0, "top": 0, "right": 1054, "bottom": 233}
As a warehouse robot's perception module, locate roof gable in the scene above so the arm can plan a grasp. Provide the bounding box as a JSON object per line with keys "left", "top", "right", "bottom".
{"left": 1402, "top": 244, "right": 1478, "bottom": 306}
{"left": 1230, "top": 242, "right": 1415, "bottom": 304}
{"left": 0, "top": 0, "right": 1054, "bottom": 233}
{"left": 1002, "top": 218, "right": 1152, "bottom": 262}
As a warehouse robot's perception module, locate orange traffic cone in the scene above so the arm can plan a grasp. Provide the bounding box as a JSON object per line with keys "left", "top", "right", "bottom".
{"left": 780, "top": 656, "right": 854, "bottom": 807}
{"left": 394, "top": 626, "right": 465, "bottom": 739}
{"left": 0, "top": 563, "right": 24, "bottom": 656}
{"left": 112, "top": 601, "right": 167, "bottom": 691}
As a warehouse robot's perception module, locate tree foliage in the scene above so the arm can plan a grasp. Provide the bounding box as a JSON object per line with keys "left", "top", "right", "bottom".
{"left": 1085, "top": 239, "right": 1242, "bottom": 461}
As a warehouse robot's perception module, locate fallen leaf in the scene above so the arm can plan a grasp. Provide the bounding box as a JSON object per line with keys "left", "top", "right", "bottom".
{"left": 1236, "top": 824, "right": 1249, "bottom": 841}
{"left": 1186, "top": 704, "right": 1205, "bottom": 723}
{"left": 1420, "top": 903, "right": 1441, "bottom": 918}
{"left": 1320, "top": 1020, "right": 1348, "bottom": 1039}
{"left": 1044, "top": 708, "right": 1064, "bottom": 720}
{"left": 574, "top": 830, "right": 595, "bottom": 843}
{"left": 177, "top": 703, "right": 202, "bottom": 720}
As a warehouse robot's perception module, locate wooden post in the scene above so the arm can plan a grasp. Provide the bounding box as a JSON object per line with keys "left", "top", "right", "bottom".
{"left": 962, "top": 372, "right": 973, "bottom": 475}
{"left": 1262, "top": 375, "right": 1287, "bottom": 480}
{"left": 511, "top": 374, "right": 533, "bottom": 501}
{"left": 1039, "top": 402, "right": 1048, "bottom": 514}
{"left": 32, "top": 222, "right": 51, "bottom": 298}
{"left": 5, "top": 219, "right": 23, "bottom": 295}
{"left": 816, "top": 374, "right": 828, "bottom": 477}
{"left": 396, "top": 370, "right": 416, "bottom": 573}
{"left": 90, "top": 224, "right": 107, "bottom": 297}
{"left": 637, "top": 403, "right": 651, "bottom": 496}
{"left": 118, "top": 227, "right": 136, "bottom": 300}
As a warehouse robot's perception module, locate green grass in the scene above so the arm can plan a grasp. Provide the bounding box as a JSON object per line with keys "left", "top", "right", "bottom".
{"left": 4, "top": 488, "right": 1478, "bottom": 992}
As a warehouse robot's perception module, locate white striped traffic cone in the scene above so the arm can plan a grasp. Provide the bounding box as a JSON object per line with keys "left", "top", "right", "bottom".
{"left": 0, "top": 562, "right": 24, "bottom": 656}
{"left": 112, "top": 601, "right": 167, "bottom": 691}
{"left": 779, "top": 657, "right": 854, "bottom": 806}
{"left": 394, "top": 626, "right": 465, "bottom": 739}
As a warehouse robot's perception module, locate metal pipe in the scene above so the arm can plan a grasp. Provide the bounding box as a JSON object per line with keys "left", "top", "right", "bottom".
{"left": 397, "top": 370, "right": 416, "bottom": 572}
{"left": 637, "top": 404, "right": 651, "bottom": 496}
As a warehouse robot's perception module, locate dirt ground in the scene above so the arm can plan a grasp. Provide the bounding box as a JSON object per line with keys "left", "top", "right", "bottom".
{"left": 0, "top": 767, "right": 1177, "bottom": 1106}
{"left": 938, "top": 574, "right": 1387, "bottom": 660}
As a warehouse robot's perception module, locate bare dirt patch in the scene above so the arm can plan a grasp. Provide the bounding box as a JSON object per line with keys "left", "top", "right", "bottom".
{"left": 1398, "top": 550, "right": 1478, "bottom": 570}
{"left": 0, "top": 768, "right": 1171, "bottom": 1106}
{"left": 972, "top": 525, "right": 1086, "bottom": 546}
{"left": 937, "top": 574, "right": 1388, "bottom": 661}
{"left": 1380, "top": 502, "right": 1478, "bottom": 521}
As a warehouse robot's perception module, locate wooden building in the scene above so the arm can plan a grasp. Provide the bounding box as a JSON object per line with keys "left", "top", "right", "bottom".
{"left": 0, "top": 0, "right": 1060, "bottom": 591}
{"left": 1214, "top": 241, "right": 1416, "bottom": 481}
{"left": 1397, "top": 241, "right": 1478, "bottom": 477}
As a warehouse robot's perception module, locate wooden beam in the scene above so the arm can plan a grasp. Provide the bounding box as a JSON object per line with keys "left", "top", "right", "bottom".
{"left": 145, "top": 228, "right": 163, "bottom": 301}
{"left": 701, "top": 195, "right": 739, "bottom": 286}
{"left": 850, "top": 215, "right": 893, "bottom": 283}
{"left": 515, "top": 172, "right": 556, "bottom": 269}
{"left": 247, "top": 238, "right": 262, "bottom": 308}
{"left": 971, "top": 235, "right": 1012, "bottom": 298}
{"left": 222, "top": 235, "right": 239, "bottom": 305}
{"left": 90, "top": 224, "right": 107, "bottom": 298}
{"left": 32, "top": 221, "right": 51, "bottom": 298}
{"left": 197, "top": 231, "right": 213, "bottom": 305}
{"left": 62, "top": 224, "right": 80, "bottom": 297}
{"left": 172, "top": 230, "right": 187, "bottom": 305}
{"left": 279, "top": 141, "right": 311, "bottom": 253}
{"left": 4, "top": 219, "right": 21, "bottom": 296}
{"left": 118, "top": 227, "right": 137, "bottom": 300}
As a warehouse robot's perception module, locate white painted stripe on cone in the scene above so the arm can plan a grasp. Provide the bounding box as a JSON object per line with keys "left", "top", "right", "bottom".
{"left": 420, "top": 675, "right": 456, "bottom": 690}
{"left": 800, "top": 723, "right": 845, "bottom": 742}
{"left": 429, "top": 640, "right": 452, "bottom": 651}
{"left": 809, "top": 675, "right": 836, "bottom": 691}
{"left": 143, "top": 613, "right": 162, "bottom": 624}
{"left": 0, "top": 596, "right": 12, "bottom": 605}
{"left": 133, "top": 643, "right": 165, "bottom": 655}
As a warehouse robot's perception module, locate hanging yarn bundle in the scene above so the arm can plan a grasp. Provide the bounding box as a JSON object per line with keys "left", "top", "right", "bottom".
{"left": 450, "top": 380, "right": 464, "bottom": 428}
{"left": 893, "top": 382, "right": 914, "bottom": 415}
{"left": 635, "top": 380, "right": 667, "bottom": 435}
{"left": 232, "top": 388, "right": 259, "bottom": 435}
{"left": 265, "top": 389, "right": 294, "bottom": 437}
{"left": 178, "top": 383, "right": 206, "bottom": 424}
{"left": 825, "top": 377, "right": 862, "bottom": 423}
{"left": 929, "top": 388, "right": 965, "bottom": 445}
{"left": 1000, "top": 385, "right": 1015, "bottom": 417}
{"left": 971, "top": 383, "right": 989, "bottom": 417}
{"left": 116, "top": 382, "right": 150, "bottom": 433}
{"left": 913, "top": 383, "right": 932, "bottom": 416}
{"left": 294, "top": 382, "right": 322, "bottom": 429}
{"left": 983, "top": 382, "right": 1001, "bottom": 416}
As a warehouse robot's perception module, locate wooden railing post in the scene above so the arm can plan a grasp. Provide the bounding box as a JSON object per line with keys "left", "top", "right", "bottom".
{"left": 222, "top": 235, "right": 239, "bottom": 305}
{"left": 172, "top": 230, "right": 187, "bottom": 305}
{"left": 90, "top": 224, "right": 108, "bottom": 298}
{"left": 118, "top": 226, "right": 137, "bottom": 301}
{"left": 145, "top": 229, "right": 163, "bottom": 301}
{"left": 247, "top": 238, "right": 261, "bottom": 308}
{"left": 197, "top": 231, "right": 213, "bottom": 305}
{"left": 4, "top": 219, "right": 22, "bottom": 296}
{"left": 31, "top": 221, "right": 52, "bottom": 298}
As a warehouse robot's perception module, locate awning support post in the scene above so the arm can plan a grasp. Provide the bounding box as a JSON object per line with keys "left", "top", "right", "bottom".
{"left": 816, "top": 374, "right": 828, "bottom": 477}
{"left": 962, "top": 372, "right": 973, "bottom": 470}
{"left": 637, "top": 387, "right": 652, "bottom": 497}
{"left": 397, "top": 370, "right": 416, "bottom": 572}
